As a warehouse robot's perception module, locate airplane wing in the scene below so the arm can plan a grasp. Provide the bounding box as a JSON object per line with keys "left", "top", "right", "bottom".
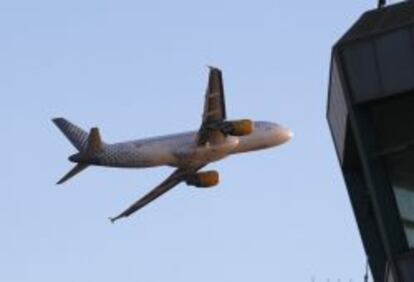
{"left": 109, "top": 167, "right": 199, "bottom": 223}
{"left": 197, "top": 66, "right": 227, "bottom": 145}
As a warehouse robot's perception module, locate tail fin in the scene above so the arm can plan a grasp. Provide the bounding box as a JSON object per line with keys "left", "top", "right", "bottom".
{"left": 53, "top": 118, "right": 104, "bottom": 185}
{"left": 52, "top": 118, "right": 88, "bottom": 151}
{"left": 83, "top": 127, "right": 103, "bottom": 158}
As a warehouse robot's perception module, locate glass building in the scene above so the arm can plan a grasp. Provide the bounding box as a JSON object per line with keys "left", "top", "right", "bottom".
{"left": 327, "top": 1, "right": 414, "bottom": 281}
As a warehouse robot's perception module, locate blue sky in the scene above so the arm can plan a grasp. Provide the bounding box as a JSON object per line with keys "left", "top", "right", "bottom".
{"left": 0, "top": 1, "right": 388, "bottom": 281}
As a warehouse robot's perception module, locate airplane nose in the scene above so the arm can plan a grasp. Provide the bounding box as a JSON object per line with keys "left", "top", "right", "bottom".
{"left": 263, "top": 122, "right": 293, "bottom": 145}
{"left": 274, "top": 125, "right": 293, "bottom": 144}
{"left": 284, "top": 128, "right": 293, "bottom": 141}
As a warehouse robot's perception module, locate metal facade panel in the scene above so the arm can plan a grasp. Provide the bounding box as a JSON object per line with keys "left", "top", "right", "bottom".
{"left": 343, "top": 165, "right": 387, "bottom": 282}
{"left": 328, "top": 59, "right": 348, "bottom": 163}
{"left": 342, "top": 28, "right": 414, "bottom": 104}
{"left": 376, "top": 29, "right": 414, "bottom": 95}
{"left": 343, "top": 41, "right": 382, "bottom": 102}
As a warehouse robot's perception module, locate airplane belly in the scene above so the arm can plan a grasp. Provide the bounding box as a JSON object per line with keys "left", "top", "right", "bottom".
{"left": 98, "top": 143, "right": 175, "bottom": 168}
{"left": 174, "top": 136, "right": 239, "bottom": 167}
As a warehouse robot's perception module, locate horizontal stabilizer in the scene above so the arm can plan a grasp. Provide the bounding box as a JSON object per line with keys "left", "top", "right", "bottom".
{"left": 52, "top": 118, "right": 88, "bottom": 151}
{"left": 57, "top": 163, "right": 89, "bottom": 185}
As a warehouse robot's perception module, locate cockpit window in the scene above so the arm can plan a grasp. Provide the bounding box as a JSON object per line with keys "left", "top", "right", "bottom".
{"left": 256, "top": 122, "right": 273, "bottom": 131}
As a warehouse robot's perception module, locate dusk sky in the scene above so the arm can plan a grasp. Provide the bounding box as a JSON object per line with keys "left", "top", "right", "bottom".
{"left": 0, "top": 1, "right": 389, "bottom": 281}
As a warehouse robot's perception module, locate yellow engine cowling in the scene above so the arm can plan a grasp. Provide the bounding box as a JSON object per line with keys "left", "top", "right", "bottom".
{"left": 223, "top": 119, "right": 254, "bottom": 136}
{"left": 186, "top": 171, "right": 219, "bottom": 188}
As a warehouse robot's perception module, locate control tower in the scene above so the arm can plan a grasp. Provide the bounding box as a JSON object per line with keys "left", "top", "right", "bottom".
{"left": 327, "top": 1, "right": 414, "bottom": 281}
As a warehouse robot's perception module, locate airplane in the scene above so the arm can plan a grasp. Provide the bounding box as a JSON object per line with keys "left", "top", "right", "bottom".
{"left": 52, "top": 66, "right": 292, "bottom": 223}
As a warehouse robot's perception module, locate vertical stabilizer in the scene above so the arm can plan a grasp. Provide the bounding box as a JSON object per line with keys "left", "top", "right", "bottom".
{"left": 84, "top": 127, "right": 103, "bottom": 157}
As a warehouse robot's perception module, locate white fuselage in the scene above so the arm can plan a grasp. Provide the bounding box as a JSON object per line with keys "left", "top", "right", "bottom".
{"left": 89, "top": 121, "right": 292, "bottom": 169}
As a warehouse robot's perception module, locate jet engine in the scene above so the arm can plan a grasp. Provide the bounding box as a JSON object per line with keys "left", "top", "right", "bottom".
{"left": 186, "top": 171, "right": 219, "bottom": 188}
{"left": 221, "top": 119, "right": 254, "bottom": 136}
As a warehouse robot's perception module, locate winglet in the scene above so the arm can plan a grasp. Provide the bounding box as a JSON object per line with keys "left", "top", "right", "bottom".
{"left": 108, "top": 216, "right": 122, "bottom": 224}
{"left": 207, "top": 65, "right": 220, "bottom": 71}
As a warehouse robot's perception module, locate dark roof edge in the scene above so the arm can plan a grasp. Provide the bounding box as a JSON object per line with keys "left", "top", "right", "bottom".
{"left": 334, "top": 1, "right": 414, "bottom": 47}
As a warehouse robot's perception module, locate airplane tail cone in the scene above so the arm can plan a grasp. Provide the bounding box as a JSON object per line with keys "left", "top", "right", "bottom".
{"left": 53, "top": 117, "right": 104, "bottom": 185}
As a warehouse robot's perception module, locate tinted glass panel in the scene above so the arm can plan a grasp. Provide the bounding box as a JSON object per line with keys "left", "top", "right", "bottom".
{"left": 370, "top": 94, "right": 414, "bottom": 247}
